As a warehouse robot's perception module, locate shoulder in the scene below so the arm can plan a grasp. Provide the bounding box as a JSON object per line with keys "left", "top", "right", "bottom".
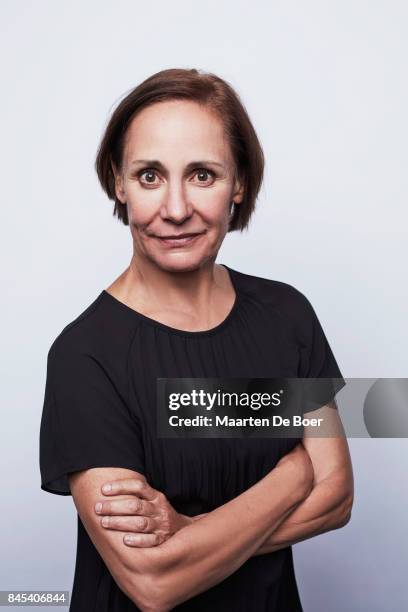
{"left": 228, "top": 266, "right": 321, "bottom": 348}
{"left": 230, "top": 266, "right": 315, "bottom": 320}
{"left": 47, "top": 291, "right": 140, "bottom": 377}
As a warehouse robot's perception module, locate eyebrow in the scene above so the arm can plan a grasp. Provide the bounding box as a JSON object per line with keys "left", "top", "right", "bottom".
{"left": 130, "top": 159, "right": 225, "bottom": 171}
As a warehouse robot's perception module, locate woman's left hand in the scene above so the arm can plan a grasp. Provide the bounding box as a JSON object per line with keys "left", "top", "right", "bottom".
{"left": 94, "top": 475, "right": 193, "bottom": 547}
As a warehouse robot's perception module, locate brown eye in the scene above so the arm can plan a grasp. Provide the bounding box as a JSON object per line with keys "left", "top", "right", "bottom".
{"left": 139, "top": 169, "right": 158, "bottom": 184}
{"left": 194, "top": 169, "right": 215, "bottom": 183}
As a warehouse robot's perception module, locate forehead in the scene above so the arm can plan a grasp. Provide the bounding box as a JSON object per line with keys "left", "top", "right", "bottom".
{"left": 123, "top": 100, "right": 231, "bottom": 164}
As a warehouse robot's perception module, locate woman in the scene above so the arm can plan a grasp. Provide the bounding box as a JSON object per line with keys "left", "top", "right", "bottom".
{"left": 40, "top": 67, "right": 354, "bottom": 611}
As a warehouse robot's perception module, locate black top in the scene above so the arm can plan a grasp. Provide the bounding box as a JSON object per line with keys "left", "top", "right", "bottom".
{"left": 39, "top": 265, "right": 345, "bottom": 611}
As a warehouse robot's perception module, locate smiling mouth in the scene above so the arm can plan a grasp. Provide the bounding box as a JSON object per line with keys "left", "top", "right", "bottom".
{"left": 153, "top": 232, "right": 205, "bottom": 247}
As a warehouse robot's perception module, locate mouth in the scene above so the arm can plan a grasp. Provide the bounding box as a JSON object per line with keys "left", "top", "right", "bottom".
{"left": 153, "top": 232, "right": 205, "bottom": 248}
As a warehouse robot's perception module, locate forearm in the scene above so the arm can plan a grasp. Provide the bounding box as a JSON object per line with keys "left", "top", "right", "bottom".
{"left": 253, "top": 473, "right": 353, "bottom": 555}
{"left": 131, "top": 462, "right": 310, "bottom": 611}
{"left": 191, "top": 474, "right": 353, "bottom": 556}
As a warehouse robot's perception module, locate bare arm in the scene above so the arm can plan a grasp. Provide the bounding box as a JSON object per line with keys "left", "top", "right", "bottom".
{"left": 249, "top": 402, "right": 354, "bottom": 554}
{"left": 69, "top": 443, "right": 313, "bottom": 611}
{"left": 94, "top": 403, "right": 353, "bottom": 592}
{"left": 191, "top": 403, "right": 354, "bottom": 556}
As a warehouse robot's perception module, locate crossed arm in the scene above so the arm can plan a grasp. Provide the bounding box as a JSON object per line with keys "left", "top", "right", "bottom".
{"left": 195, "top": 403, "right": 354, "bottom": 556}
{"left": 68, "top": 403, "right": 353, "bottom": 611}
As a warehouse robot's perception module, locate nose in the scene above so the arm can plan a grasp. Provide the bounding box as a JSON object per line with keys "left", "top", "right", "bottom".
{"left": 159, "top": 184, "right": 193, "bottom": 224}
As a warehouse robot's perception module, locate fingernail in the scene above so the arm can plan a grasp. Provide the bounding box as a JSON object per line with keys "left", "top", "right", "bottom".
{"left": 95, "top": 502, "right": 102, "bottom": 513}
{"left": 125, "top": 535, "right": 135, "bottom": 543}
{"left": 102, "top": 484, "right": 112, "bottom": 493}
{"left": 101, "top": 517, "right": 109, "bottom": 527}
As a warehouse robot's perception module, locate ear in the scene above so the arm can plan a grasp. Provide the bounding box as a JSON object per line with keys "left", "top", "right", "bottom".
{"left": 111, "top": 160, "right": 126, "bottom": 205}
{"left": 232, "top": 175, "right": 245, "bottom": 204}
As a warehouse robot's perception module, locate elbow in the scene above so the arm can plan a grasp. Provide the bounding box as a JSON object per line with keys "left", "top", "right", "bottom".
{"left": 129, "top": 573, "right": 178, "bottom": 612}
{"left": 333, "top": 491, "right": 354, "bottom": 529}
{"left": 123, "top": 569, "right": 169, "bottom": 612}
{"left": 123, "top": 549, "right": 182, "bottom": 612}
{"left": 131, "top": 578, "right": 170, "bottom": 612}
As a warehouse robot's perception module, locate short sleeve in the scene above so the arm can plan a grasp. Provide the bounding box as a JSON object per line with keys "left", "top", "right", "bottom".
{"left": 39, "top": 338, "right": 146, "bottom": 496}
{"left": 296, "top": 292, "right": 347, "bottom": 412}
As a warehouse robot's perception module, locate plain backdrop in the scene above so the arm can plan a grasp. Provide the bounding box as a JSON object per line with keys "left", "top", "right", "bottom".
{"left": 1, "top": 1, "right": 407, "bottom": 610}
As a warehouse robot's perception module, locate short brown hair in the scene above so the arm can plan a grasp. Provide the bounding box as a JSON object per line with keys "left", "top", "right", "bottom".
{"left": 95, "top": 68, "right": 264, "bottom": 232}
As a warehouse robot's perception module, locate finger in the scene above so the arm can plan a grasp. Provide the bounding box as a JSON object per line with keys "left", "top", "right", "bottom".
{"left": 123, "top": 532, "right": 165, "bottom": 547}
{"left": 100, "top": 515, "right": 156, "bottom": 533}
{"left": 101, "top": 477, "right": 157, "bottom": 501}
{"left": 94, "top": 497, "right": 156, "bottom": 517}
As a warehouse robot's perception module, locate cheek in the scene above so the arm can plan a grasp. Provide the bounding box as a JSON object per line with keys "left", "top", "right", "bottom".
{"left": 195, "top": 193, "right": 230, "bottom": 223}
{"left": 127, "top": 197, "right": 157, "bottom": 227}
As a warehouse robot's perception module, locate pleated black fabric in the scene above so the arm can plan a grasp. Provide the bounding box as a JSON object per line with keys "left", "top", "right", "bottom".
{"left": 39, "top": 264, "right": 345, "bottom": 611}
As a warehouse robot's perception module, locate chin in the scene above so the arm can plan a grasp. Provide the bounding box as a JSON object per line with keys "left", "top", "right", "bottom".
{"left": 149, "top": 251, "right": 214, "bottom": 273}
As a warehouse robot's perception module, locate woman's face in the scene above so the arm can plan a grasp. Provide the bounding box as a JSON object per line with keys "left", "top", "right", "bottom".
{"left": 113, "top": 99, "right": 244, "bottom": 273}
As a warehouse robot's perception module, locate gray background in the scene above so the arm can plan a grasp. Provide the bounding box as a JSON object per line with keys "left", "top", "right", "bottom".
{"left": 1, "top": 1, "right": 407, "bottom": 610}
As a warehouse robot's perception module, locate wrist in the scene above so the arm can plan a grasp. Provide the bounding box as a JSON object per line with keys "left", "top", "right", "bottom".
{"left": 191, "top": 513, "right": 209, "bottom": 521}
{"left": 177, "top": 513, "right": 195, "bottom": 529}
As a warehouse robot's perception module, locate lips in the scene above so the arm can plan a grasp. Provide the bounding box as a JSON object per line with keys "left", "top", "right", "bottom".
{"left": 160, "top": 233, "right": 199, "bottom": 239}
{"left": 154, "top": 232, "right": 204, "bottom": 247}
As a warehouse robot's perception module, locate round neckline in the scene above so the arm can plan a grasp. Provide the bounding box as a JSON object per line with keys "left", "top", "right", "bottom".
{"left": 100, "top": 264, "right": 242, "bottom": 337}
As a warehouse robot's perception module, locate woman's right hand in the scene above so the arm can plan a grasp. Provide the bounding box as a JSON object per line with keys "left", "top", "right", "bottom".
{"left": 93, "top": 475, "right": 193, "bottom": 548}
{"left": 275, "top": 443, "right": 314, "bottom": 499}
